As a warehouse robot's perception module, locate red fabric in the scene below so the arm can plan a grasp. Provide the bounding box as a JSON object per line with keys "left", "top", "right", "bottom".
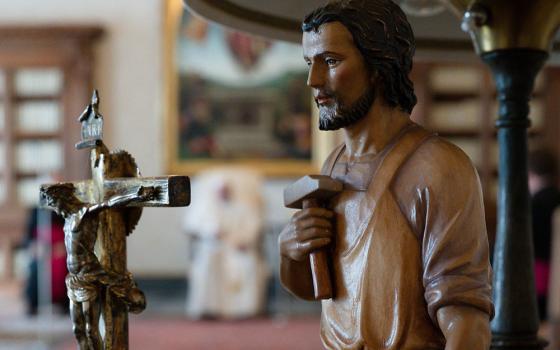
{"left": 36, "top": 223, "right": 67, "bottom": 302}
{"left": 51, "top": 254, "right": 67, "bottom": 302}
{"left": 535, "top": 259, "right": 550, "bottom": 297}
{"left": 50, "top": 223, "right": 67, "bottom": 302}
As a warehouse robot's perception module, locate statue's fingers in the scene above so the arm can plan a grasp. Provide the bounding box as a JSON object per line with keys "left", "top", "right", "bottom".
{"left": 297, "top": 217, "right": 332, "bottom": 231}
{"left": 298, "top": 227, "right": 332, "bottom": 241}
{"left": 293, "top": 208, "right": 334, "bottom": 220}
{"left": 296, "top": 237, "right": 331, "bottom": 256}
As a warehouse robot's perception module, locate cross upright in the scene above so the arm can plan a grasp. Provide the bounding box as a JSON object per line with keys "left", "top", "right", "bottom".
{"left": 40, "top": 90, "right": 190, "bottom": 350}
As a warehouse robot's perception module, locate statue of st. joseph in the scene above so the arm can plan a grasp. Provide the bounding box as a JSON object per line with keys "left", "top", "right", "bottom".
{"left": 279, "top": 1, "right": 494, "bottom": 349}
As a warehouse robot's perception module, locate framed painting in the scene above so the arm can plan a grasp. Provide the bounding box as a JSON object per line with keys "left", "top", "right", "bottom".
{"left": 163, "top": 0, "right": 334, "bottom": 176}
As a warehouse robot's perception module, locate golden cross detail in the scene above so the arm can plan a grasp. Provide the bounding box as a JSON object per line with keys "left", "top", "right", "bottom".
{"left": 40, "top": 90, "right": 190, "bottom": 350}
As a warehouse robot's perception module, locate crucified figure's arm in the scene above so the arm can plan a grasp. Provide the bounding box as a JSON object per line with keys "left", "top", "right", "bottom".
{"left": 71, "top": 186, "right": 159, "bottom": 232}
{"left": 92, "top": 186, "right": 159, "bottom": 212}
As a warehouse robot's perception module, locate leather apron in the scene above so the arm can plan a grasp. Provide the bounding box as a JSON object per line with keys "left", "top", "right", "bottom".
{"left": 320, "top": 126, "right": 446, "bottom": 350}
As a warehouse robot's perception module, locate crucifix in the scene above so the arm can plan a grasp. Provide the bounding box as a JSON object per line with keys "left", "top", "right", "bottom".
{"left": 40, "top": 90, "right": 190, "bottom": 350}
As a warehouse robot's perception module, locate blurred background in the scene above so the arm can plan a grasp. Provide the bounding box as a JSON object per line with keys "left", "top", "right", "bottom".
{"left": 0, "top": 0, "right": 559, "bottom": 349}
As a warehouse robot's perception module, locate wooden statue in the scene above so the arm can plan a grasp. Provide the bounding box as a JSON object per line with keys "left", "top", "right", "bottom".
{"left": 278, "top": 1, "right": 494, "bottom": 349}
{"left": 40, "top": 91, "right": 190, "bottom": 350}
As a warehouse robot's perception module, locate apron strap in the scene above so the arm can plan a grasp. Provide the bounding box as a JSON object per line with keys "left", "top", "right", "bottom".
{"left": 320, "top": 124, "right": 433, "bottom": 186}
{"left": 366, "top": 124, "right": 434, "bottom": 202}
{"left": 321, "top": 143, "right": 346, "bottom": 176}
{"left": 342, "top": 124, "right": 434, "bottom": 246}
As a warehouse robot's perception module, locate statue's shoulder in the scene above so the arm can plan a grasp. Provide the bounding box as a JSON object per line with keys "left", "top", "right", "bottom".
{"left": 391, "top": 130, "right": 483, "bottom": 227}
{"left": 402, "top": 131, "right": 480, "bottom": 186}
{"left": 418, "top": 132, "right": 474, "bottom": 165}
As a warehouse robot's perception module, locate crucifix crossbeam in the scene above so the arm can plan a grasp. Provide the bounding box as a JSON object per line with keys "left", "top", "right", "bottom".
{"left": 73, "top": 176, "right": 190, "bottom": 208}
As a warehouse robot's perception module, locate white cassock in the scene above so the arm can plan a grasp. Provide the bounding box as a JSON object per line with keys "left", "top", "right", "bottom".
{"left": 183, "top": 167, "right": 269, "bottom": 319}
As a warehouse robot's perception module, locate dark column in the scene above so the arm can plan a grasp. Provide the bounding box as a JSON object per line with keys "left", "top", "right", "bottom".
{"left": 482, "top": 49, "right": 548, "bottom": 350}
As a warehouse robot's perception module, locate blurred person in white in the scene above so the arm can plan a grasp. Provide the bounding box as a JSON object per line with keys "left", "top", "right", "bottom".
{"left": 183, "top": 167, "right": 269, "bottom": 319}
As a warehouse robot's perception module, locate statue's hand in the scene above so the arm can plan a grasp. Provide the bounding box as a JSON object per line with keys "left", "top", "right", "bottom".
{"left": 279, "top": 208, "right": 334, "bottom": 262}
{"left": 137, "top": 186, "right": 160, "bottom": 201}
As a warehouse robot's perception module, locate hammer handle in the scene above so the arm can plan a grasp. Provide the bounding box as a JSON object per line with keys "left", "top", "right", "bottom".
{"left": 302, "top": 198, "right": 333, "bottom": 299}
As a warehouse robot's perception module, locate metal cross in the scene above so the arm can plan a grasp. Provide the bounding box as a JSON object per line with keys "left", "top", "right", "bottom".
{"left": 40, "top": 90, "right": 190, "bottom": 350}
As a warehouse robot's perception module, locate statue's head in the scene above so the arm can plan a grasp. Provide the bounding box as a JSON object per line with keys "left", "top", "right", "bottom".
{"left": 40, "top": 183, "right": 78, "bottom": 217}
{"left": 302, "top": 0, "right": 416, "bottom": 130}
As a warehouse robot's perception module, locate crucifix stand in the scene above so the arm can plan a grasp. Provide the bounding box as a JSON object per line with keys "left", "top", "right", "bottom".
{"left": 40, "top": 91, "right": 190, "bottom": 349}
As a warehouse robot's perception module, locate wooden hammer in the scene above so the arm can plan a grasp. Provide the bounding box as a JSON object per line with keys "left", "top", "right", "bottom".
{"left": 284, "top": 175, "right": 343, "bottom": 299}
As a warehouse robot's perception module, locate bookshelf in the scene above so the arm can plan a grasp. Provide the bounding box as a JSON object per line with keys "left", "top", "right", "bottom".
{"left": 0, "top": 26, "right": 103, "bottom": 279}
{"left": 410, "top": 61, "right": 559, "bottom": 244}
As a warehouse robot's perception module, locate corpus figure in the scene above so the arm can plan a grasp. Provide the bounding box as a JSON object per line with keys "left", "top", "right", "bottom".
{"left": 40, "top": 184, "right": 157, "bottom": 349}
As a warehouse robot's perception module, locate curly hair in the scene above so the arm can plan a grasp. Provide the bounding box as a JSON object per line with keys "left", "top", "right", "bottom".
{"left": 302, "top": 0, "right": 417, "bottom": 114}
{"left": 40, "top": 183, "right": 81, "bottom": 214}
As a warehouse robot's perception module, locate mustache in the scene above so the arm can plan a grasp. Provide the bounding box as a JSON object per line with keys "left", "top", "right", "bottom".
{"left": 314, "top": 90, "right": 337, "bottom": 107}
{"left": 315, "top": 91, "right": 334, "bottom": 99}
{"left": 314, "top": 89, "right": 335, "bottom": 99}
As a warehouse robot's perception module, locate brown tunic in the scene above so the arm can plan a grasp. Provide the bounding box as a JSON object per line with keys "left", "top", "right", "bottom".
{"left": 319, "top": 124, "right": 493, "bottom": 349}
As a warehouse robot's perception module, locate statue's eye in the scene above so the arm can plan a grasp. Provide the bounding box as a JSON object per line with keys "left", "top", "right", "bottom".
{"left": 325, "top": 58, "right": 338, "bottom": 66}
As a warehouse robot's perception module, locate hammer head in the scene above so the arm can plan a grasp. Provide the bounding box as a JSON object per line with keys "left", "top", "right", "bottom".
{"left": 284, "top": 175, "right": 343, "bottom": 209}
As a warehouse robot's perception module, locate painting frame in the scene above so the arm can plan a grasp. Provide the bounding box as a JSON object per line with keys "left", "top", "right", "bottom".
{"left": 163, "top": 0, "right": 337, "bottom": 177}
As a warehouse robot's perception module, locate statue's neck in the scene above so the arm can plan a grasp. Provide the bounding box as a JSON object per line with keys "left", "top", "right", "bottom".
{"left": 342, "top": 100, "right": 411, "bottom": 159}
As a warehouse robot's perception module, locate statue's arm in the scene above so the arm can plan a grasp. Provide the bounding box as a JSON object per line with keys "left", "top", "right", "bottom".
{"left": 77, "top": 193, "right": 137, "bottom": 220}
{"left": 404, "top": 142, "right": 493, "bottom": 345}
{"left": 67, "top": 199, "right": 114, "bottom": 232}
{"left": 279, "top": 148, "right": 340, "bottom": 300}
{"left": 436, "top": 305, "right": 490, "bottom": 350}
{"left": 105, "top": 191, "right": 142, "bottom": 207}
{"left": 88, "top": 186, "right": 159, "bottom": 213}
{"left": 278, "top": 208, "right": 334, "bottom": 300}
{"left": 279, "top": 255, "right": 315, "bottom": 300}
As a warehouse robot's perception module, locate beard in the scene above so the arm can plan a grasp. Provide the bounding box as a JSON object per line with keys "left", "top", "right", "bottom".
{"left": 318, "top": 85, "right": 376, "bottom": 131}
